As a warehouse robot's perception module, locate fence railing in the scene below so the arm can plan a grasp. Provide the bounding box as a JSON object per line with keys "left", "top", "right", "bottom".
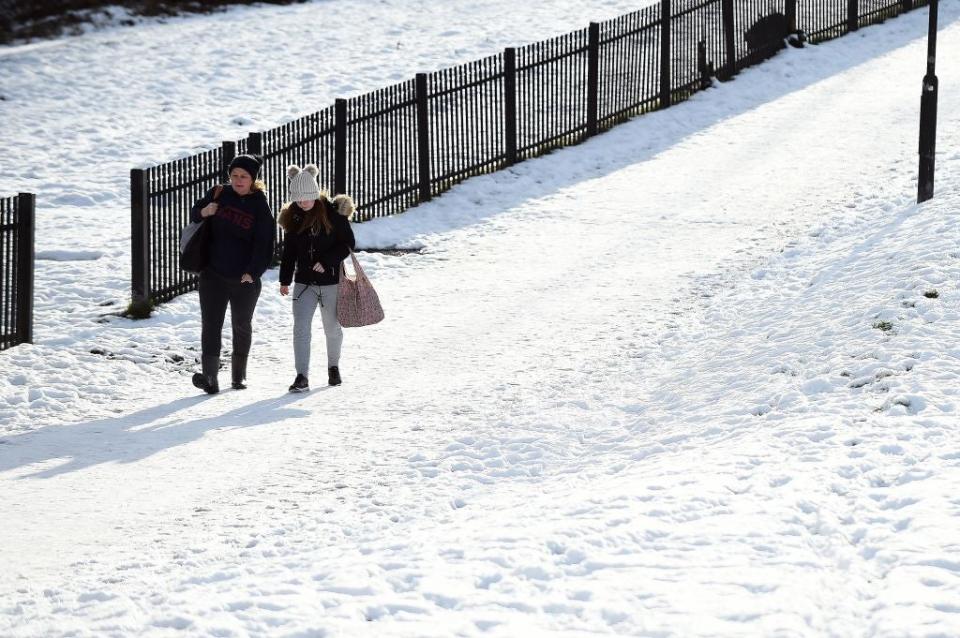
{"left": 0, "top": 193, "right": 35, "bottom": 351}
{"left": 131, "top": 0, "right": 926, "bottom": 307}
{"left": 131, "top": 144, "right": 231, "bottom": 306}
{"left": 799, "top": 0, "right": 917, "bottom": 42}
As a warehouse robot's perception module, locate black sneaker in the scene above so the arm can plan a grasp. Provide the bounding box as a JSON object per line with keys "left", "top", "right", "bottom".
{"left": 328, "top": 366, "right": 342, "bottom": 386}
{"left": 288, "top": 374, "right": 309, "bottom": 393}
{"left": 192, "top": 373, "right": 219, "bottom": 395}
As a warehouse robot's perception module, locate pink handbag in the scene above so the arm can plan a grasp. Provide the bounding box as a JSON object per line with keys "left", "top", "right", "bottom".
{"left": 337, "top": 250, "right": 384, "bottom": 328}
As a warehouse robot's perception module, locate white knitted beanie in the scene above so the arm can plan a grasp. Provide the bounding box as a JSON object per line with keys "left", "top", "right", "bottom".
{"left": 286, "top": 164, "right": 322, "bottom": 202}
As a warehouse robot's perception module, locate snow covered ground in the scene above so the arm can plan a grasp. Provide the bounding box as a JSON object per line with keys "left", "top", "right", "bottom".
{"left": 2, "top": 1, "right": 960, "bottom": 636}
{"left": 0, "top": 0, "right": 656, "bottom": 362}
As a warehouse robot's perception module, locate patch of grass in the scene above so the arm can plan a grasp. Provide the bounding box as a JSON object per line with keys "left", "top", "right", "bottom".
{"left": 923, "top": 289, "right": 939, "bottom": 299}
{"left": 361, "top": 247, "right": 424, "bottom": 256}
{"left": 1, "top": 1, "right": 309, "bottom": 45}
{"left": 872, "top": 320, "right": 894, "bottom": 333}
{"left": 124, "top": 298, "right": 155, "bottom": 319}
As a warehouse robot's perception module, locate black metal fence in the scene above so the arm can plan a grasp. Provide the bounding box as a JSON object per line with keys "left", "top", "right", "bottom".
{"left": 428, "top": 55, "right": 508, "bottom": 195}
{"left": 0, "top": 193, "right": 35, "bottom": 351}
{"left": 131, "top": 0, "right": 926, "bottom": 307}
{"left": 800, "top": 0, "right": 919, "bottom": 42}
{"left": 131, "top": 145, "right": 231, "bottom": 305}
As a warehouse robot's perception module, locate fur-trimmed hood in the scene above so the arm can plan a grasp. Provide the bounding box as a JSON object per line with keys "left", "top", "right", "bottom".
{"left": 278, "top": 194, "right": 356, "bottom": 231}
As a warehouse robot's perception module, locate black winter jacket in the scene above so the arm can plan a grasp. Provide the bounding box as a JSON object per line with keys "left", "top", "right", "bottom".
{"left": 190, "top": 185, "right": 275, "bottom": 279}
{"left": 278, "top": 196, "right": 356, "bottom": 287}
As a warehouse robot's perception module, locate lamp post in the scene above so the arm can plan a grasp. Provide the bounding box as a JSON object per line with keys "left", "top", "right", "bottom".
{"left": 917, "top": 0, "right": 939, "bottom": 203}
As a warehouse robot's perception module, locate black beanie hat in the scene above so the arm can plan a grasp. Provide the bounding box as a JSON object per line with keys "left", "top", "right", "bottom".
{"left": 228, "top": 154, "right": 263, "bottom": 180}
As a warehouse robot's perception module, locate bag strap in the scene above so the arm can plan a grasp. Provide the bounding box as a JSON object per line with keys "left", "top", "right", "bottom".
{"left": 212, "top": 185, "right": 224, "bottom": 201}
{"left": 344, "top": 249, "right": 366, "bottom": 280}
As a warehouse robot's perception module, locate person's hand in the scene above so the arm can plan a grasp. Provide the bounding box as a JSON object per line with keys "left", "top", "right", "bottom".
{"left": 312, "top": 262, "right": 325, "bottom": 273}
{"left": 241, "top": 273, "right": 253, "bottom": 284}
{"left": 280, "top": 285, "right": 289, "bottom": 296}
{"left": 200, "top": 203, "right": 218, "bottom": 218}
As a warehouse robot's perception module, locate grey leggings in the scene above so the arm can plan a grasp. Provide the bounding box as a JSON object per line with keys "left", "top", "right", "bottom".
{"left": 292, "top": 283, "right": 342, "bottom": 376}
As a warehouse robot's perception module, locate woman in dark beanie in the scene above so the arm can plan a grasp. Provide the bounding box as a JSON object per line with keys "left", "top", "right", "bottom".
{"left": 189, "top": 154, "right": 275, "bottom": 394}
{"left": 278, "top": 164, "right": 355, "bottom": 392}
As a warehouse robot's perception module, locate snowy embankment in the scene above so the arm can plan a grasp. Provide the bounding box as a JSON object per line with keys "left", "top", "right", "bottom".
{"left": 1, "top": 2, "right": 960, "bottom": 637}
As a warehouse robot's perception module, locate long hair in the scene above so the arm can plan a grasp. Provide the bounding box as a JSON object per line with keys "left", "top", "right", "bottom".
{"left": 297, "top": 198, "right": 333, "bottom": 235}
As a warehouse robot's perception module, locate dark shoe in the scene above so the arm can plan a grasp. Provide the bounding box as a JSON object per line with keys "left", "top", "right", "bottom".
{"left": 192, "top": 372, "right": 219, "bottom": 395}
{"left": 193, "top": 356, "right": 220, "bottom": 394}
{"left": 231, "top": 355, "right": 248, "bottom": 390}
{"left": 288, "top": 374, "right": 309, "bottom": 393}
{"left": 328, "top": 366, "right": 341, "bottom": 386}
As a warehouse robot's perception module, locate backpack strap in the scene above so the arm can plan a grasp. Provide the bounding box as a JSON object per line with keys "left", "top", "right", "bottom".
{"left": 213, "top": 185, "right": 224, "bottom": 201}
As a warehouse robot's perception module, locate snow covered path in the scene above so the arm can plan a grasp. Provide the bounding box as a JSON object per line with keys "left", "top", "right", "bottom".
{"left": 2, "top": 4, "right": 960, "bottom": 637}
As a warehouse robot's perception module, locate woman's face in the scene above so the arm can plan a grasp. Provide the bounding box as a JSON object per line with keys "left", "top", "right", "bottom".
{"left": 230, "top": 168, "right": 254, "bottom": 194}
{"left": 298, "top": 199, "right": 316, "bottom": 211}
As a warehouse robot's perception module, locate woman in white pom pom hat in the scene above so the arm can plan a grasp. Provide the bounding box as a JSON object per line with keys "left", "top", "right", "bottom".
{"left": 277, "top": 164, "right": 356, "bottom": 392}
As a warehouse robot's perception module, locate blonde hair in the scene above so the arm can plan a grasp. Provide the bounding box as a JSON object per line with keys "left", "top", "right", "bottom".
{"left": 224, "top": 179, "right": 266, "bottom": 194}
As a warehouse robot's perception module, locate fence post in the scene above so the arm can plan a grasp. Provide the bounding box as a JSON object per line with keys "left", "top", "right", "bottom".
{"left": 786, "top": 0, "right": 798, "bottom": 33}
{"left": 697, "top": 40, "right": 711, "bottom": 90}
{"left": 660, "top": 0, "right": 672, "bottom": 108}
{"left": 504, "top": 48, "right": 519, "bottom": 165}
{"left": 901, "top": 0, "right": 913, "bottom": 11}
{"left": 222, "top": 140, "right": 236, "bottom": 182}
{"left": 130, "top": 168, "right": 151, "bottom": 306}
{"left": 15, "top": 193, "right": 34, "bottom": 345}
{"left": 334, "top": 98, "right": 347, "bottom": 195}
{"left": 848, "top": 0, "right": 859, "bottom": 31}
{"left": 721, "top": 0, "right": 735, "bottom": 80}
{"left": 415, "top": 73, "right": 432, "bottom": 203}
{"left": 246, "top": 132, "right": 263, "bottom": 157}
{"left": 587, "top": 23, "right": 600, "bottom": 137}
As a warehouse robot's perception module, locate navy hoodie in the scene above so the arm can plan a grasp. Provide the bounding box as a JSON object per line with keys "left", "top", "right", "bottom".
{"left": 190, "top": 185, "right": 274, "bottom": 279}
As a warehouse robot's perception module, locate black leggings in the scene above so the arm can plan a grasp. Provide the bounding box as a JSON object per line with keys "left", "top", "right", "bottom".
{"left": 199, "top": 270, "right": 262, "bottom": 359}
